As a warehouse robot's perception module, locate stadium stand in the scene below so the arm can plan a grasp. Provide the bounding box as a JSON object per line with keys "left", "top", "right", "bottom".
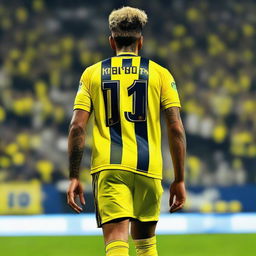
{"left": 0, "top": 0, "right": 255, "bottom": 213}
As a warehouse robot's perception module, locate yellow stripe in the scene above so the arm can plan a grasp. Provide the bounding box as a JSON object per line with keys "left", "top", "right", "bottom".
{"left": 117, "top": 52, "right": 137, "bottom": 56}
{"left": 91, "top": 61, "right": 111, "bottom": 168}
{"left": 106, "top": 240, "right": 129, "bottom": 250}
{"left": 147, "top": 60, "right": 163, "bottom": 173}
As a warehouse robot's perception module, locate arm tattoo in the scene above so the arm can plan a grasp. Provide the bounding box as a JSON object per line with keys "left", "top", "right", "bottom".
{"left": 165, "top": 107, "right": 186, "bottom": 145}
{"left": 165, "top": 107, "right": 186, "bottom": 182}
{"left": 68, "top": 126, "right": 85, "bottom": 179}
{"left": 165, "top": 107, "right": 182, "bottom": 124}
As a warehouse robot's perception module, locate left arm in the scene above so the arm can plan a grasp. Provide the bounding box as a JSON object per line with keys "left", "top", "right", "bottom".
{"left": 164, "top": 107, "right": 186, "bottom": 213}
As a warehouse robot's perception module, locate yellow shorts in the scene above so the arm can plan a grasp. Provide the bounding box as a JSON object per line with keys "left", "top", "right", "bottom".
{"left": 92, "top": 170, "right": 163, "bottom": 227}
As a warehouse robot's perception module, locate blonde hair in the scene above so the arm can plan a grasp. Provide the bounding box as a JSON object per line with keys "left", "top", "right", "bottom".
{"left": 109, "top": 6, "right": 148, "bottom": 37}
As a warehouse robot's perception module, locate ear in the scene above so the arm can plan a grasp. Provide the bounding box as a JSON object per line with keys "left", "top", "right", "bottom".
{"left": 138, "top": 36, "right": 143, "bottom": 51}
{"left": 109, "top": 36, "right": 116, "bottom": 50}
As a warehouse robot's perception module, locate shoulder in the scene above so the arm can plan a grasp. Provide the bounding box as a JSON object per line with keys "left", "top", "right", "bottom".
{"left": 81, "top": 61, "right": 101, "bottom": 79}
{"left": 146, "top": 60, "right": 174, "bottom": 85}
{"left": 148, "top": 59, "right": 171, "bottom": 76}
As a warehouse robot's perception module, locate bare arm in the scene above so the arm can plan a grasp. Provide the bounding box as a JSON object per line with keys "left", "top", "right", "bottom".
{"left": 67, "top": 109, "right": 90, "bottom": 213}
{"left": 68, "top": 110, "right": 90, "bottom": 179}
{"left": 165, "top": 107, "right": 186, "bottom": 182}
{"left": 164, "top": 106, "right": 186, "bottom": 212}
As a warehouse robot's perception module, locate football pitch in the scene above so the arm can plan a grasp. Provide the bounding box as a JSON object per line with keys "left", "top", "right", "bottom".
{"left": 1, "top": 234, "right": 255, "bottom": 256}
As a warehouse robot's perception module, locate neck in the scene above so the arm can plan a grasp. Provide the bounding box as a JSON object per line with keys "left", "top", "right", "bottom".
{"left": 116, "top": 48, "right": 138, "bottom": 56}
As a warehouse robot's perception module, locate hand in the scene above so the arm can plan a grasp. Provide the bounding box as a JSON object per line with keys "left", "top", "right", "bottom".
{"left": 169, "top": 180, "right": 186, "bottom": 213}
{"left": 67, "top": 178, "right": 85, "bottom": 213}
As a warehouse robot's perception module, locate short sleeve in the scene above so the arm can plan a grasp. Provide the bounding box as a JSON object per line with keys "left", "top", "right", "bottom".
{"left": 160, "top": 68, "right": 181, "bottom": 110}
{"left": 73, "top": 68, "right": 92, "bottom": 112}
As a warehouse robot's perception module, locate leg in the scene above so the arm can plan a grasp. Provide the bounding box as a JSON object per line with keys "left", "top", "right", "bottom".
{"left": 92, "top": 171, "right": 134, "bottom": 255}
{"left": 132, "top": 174, "right": 163, "bottom": 256}
{"left": 102, "top": 218, "right": 130, "bottom": 256}
{"left": 131, "top": 220, "right": 158, "bottom": 256}
{"left": 103, "top": 217, "right": 130, "bottom": 243}
{"left": 131, "top": 219, "right": 157, "bottom": 240}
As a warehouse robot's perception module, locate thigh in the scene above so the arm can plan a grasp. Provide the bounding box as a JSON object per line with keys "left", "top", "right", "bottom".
{"left": 133, "top": 175, "right": 163, "bottom": 222}
{"left": 102, "top": 218, "right": 130, "bottom": 243}
{"left": 93, "top": 170, "right": 134, "bottom": 228}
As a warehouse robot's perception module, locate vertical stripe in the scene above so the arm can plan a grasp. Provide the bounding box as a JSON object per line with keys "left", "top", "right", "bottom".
{"left": 102, "top": 58, "right": 122, "bottom": 164}
{"left": 102, "top": 58, "right": 112, "bottom": 125}
{"left": 136, "top": 58, "right": 149, "bottom": 172}
{"left": 92, "top": 173, "right": 101, "bottom": 227}
{"left": 122, "top": 58, "right": 132, "bottom": 67}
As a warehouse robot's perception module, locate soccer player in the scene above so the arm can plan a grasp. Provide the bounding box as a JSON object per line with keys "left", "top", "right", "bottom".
{"left": 67, "top": 6, "right": 186, "bottom": 256}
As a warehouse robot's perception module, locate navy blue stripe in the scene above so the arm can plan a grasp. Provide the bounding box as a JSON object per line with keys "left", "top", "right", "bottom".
{"left": 139, "top": 58, "right": 149, "bottom": 80}
{"left": 102, "top": 58, "right": 111, "bottom": 125}
{"left": 92, "top": 173, "right": 102, "bottom": 227}
{"left": 122, "top": 58, "right": 132, "bottom": 67}
{"left": 102, "top": 58, "right": 111, "bottom": 80}
{"left": 135, "top": 58, "right": 149, "bottom": 172}
{"left": 101, "top": 58, "right": 122, "bottom": 164}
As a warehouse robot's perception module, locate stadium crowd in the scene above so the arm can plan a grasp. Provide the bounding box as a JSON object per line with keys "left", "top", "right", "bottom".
{"left": 0, "top": 0, "right": 255, "bottom": 187}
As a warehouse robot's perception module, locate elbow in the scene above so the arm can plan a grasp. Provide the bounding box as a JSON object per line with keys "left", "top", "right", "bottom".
{"left": 69, "top": 121, "right": 85, "bottom": 136}
{"left": 168, "top": 123, "right": 185, "bottom": 137}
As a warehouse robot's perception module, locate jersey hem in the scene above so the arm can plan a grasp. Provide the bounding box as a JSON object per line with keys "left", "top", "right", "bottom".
{"left": 90, "top": 165, "right": 162, "bottom": 180}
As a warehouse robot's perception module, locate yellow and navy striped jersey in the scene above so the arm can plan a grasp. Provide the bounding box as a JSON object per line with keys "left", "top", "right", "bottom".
{"left": 74, "top": 52, "right": 181, "bottom": 179}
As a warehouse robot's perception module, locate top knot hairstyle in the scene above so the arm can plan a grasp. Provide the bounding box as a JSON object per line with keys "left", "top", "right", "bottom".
{"left": 109, "top": 6, "right": 148, "bottom": 37}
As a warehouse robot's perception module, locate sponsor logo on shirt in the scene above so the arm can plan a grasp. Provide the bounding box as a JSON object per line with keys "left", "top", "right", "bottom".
{"left": 171, "top": 82, "right": 177, "bottom": 90}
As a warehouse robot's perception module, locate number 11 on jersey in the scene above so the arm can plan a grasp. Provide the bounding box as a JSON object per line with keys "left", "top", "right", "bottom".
{"left": 102, "top": 80, "right": 147, "bottom": 127}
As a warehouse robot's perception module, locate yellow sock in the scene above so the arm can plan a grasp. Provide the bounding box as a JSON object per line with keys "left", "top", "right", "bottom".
{"left": 134, "top": 236, "right": 158, "bottom": 256}
{"left": 105, "top": 240, "right": 129, "bottom": 256}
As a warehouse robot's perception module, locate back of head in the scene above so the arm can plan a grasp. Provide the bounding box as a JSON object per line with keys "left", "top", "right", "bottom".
{"left": 109, "top": 6, "right": 148, "bottom": 49}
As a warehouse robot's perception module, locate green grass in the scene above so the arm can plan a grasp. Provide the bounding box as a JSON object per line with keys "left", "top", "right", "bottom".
{"left": 1, "top": 234, "right": 255, "bottom": 256}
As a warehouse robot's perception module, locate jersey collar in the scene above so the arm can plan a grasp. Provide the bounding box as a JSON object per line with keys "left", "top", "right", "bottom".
{"left": 116, "top": 52, "right": 138, "bottom": 57}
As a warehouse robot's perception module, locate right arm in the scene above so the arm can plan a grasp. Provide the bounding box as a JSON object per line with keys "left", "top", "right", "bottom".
{"left": 164, "top": 106, "right": 186, "bottom": 213}
{"left": 67, "top": 109, "right": 90, "bottom": 213}
{"left": 67, "top": 67, "right": 92, "bottom": 213}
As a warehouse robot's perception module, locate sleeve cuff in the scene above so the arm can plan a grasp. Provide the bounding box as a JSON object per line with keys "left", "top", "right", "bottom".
{"left": 161, "top": 102, "right": 181, "bottom": 111}
{"left": 73, "top": 104, "right": 91, "bottom": 113}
